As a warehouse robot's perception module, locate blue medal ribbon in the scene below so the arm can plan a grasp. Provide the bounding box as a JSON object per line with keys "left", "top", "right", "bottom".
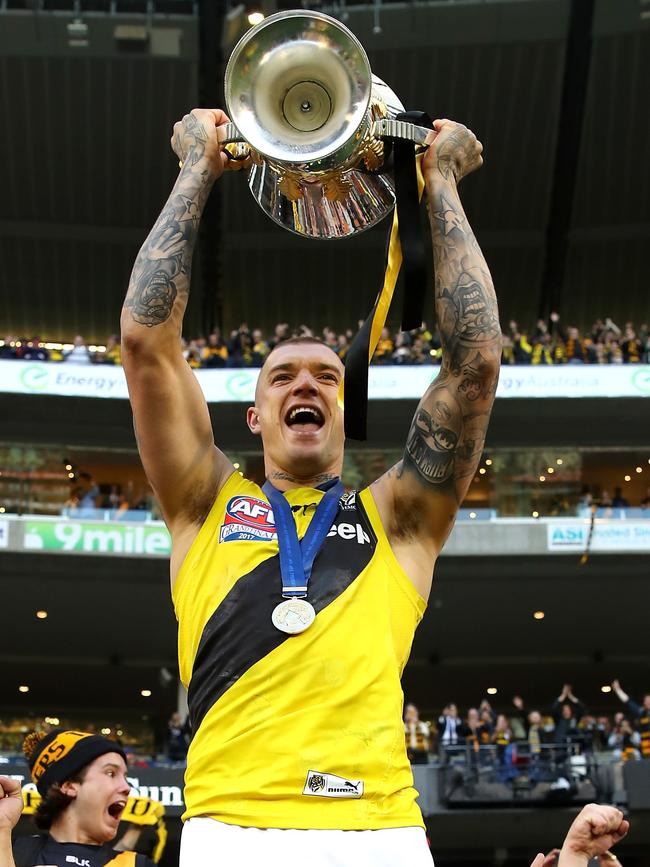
{"left": 262, "top": 478, "right": 344, "bottom": 599}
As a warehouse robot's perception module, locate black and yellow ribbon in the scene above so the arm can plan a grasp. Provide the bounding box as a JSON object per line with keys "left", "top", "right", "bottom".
{"left": 342, "top": 111, "right": 431, "bottom": 440}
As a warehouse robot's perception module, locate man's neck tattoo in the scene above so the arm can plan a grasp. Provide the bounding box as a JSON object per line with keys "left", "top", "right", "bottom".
{"left": 268, "top": 471, "right": 337, "bottom": 484}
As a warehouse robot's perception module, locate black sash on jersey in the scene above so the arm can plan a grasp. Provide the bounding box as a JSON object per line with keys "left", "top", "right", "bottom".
{"left": 188, "top": 493, "right": 376, "bottom": 736}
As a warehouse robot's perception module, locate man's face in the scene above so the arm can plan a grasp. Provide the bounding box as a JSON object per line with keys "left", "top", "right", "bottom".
{"left": 643, "top": 694, "right": 650, "bottom": 711}
{"left": 529, "top": 711, "right": 542, "bottom": 727}
{"left": 247, "top": 343, "right": 345, "bottom": 479}
{"left": 63, "top": 753, "right": 130, "bottom": 844}
{"left": 404, "top": 704, "right": 419, "bottom": 724}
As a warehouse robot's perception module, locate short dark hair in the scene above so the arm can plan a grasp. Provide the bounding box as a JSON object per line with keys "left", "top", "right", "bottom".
{"left": 271, "top": 335, "right": 328, "bottom": 350}
{"left": 33, "top": 768, "right": 87, "bottom": 830}
{"left": 260, "top": 335, "right": 341, "bottom": 373}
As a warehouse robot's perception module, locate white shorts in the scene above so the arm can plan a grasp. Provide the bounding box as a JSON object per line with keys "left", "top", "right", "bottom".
{"left": 180, "top": 816, "right": 434, "bottom": 867}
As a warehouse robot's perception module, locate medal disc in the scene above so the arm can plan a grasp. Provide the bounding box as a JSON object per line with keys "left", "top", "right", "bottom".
{"left": 272, "top": 599, "right": 316, "bottom": 634}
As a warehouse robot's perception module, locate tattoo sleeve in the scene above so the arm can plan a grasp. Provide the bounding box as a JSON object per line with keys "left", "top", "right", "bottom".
{"left": 122, "top": 116, "right": 214, "bottom": 331}
{"left": 401, "top": 179, "right": 500, "bottom": 503}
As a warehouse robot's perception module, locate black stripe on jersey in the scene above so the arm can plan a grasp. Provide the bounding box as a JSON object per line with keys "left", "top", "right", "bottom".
{"left": 188, "top": 495, "right": 377, "bottom": 735}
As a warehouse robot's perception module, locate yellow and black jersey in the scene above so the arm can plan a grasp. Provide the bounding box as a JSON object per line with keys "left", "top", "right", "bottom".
{"left": 173, "top": 473, "right": 426, "bottom": 830}
{"left": 12, "top": 836, "right": 153, "bottom": 867}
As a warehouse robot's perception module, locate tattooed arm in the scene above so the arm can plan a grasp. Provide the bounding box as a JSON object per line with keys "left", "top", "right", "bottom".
{"left": 372, "top": 119, "right": 500, "bottom": 599}
{"left": 121, "top": 109, "right": 234, "bottom": 554}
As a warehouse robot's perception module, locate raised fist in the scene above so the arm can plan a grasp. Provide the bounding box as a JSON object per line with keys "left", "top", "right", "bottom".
{"left": 423, "top": 119, "right": 483, "bottom": 184}
{"left": 562, "top": 804, "right": 629, "bottom": 859}
{"left": 170, "top": 108, "right": 230, "bottom": 178}
{"left": 0, "top": 776, "right": 23, "bottom": 832}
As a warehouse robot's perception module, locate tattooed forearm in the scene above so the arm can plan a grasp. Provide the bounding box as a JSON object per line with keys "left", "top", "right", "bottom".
{"left": 401, "top": 177, "right": 500, "bottom": 499}
{"left": 123, "top": 120, "right": 214, "bottom": 329}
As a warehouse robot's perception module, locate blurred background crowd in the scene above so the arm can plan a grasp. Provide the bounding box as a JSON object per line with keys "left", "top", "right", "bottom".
{"left": 2, "top": 313, "right": 649, "bottom": 369}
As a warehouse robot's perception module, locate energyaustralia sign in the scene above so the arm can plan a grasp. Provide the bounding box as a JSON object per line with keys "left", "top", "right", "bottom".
{"left": 547, "top": 522, "right": 650, "bottom": 552}
{"left": 1, "top": 360, "right": 649, "bottom": 401}
{"left": 22, "top": 519, "right": 171, "bottom": 557}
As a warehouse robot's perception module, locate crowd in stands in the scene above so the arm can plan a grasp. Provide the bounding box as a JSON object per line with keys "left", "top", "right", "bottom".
{"left": 404, "top": 681, "right": 650, "bottom": 764}
{"left": 63, "top": 472, "right": 158, "bottom": 519}
{"left": 2, "top": 314, "right": 649, "bottom": 369}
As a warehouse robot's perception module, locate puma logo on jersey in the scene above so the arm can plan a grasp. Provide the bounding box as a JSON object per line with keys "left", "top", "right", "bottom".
{"left": 327, "top": 522, "right": 370, "bottom": 545}
{"left": 303, "top": 770, "right": 364, "bottom": 798}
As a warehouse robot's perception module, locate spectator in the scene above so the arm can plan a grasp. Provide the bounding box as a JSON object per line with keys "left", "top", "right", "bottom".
{"left": 75, "top": 473, "right": 100, "bottom": 513}
{"left": 183, "top": 338, "right": 203, "bottom": 369}
{"left": 403, "top": 703, "right": 431, "bottom": 764}
{"left": 252, "top": 328, "right": 269, "bottom": 361}
{"left": 202, "top": 330, "right": 228, "bottom": 368}
{"left": 0, "top": 335, "right": 17, "bottom": 359}
{"left": 552, "top": 684, "right": 585, "bottom": 746}
{"left": 373, "top": 327, "right": 394, "bottom": 363}
{"left": 438, "top": 703, "right": 463, "bottom": 750}
{"left": 21, "top": 337, "right": 49, "bottom": 362}
{"left": 640, "top": 487, "right": 650, "bottom": 508}
{"left": 98, "top": 334, "right": 121, "bottom": 365}
{"left": 336, "top": 333, "right": 349, "bottom": 360}
{"left": 611, "top": 487, "right": 629, "bottom": 509}
{"left": 268, "top": 322, "right": 289, "bottom": 350}
{"left": 9, "top": 729, "right": 156, "bottom": 867}
{"left": 63, "top": 334, "right": 92, "bottom": 364}
{"left": 512, "top": 696, "right": 547, "bottom": 755}
{"left": 392, "top": 331, "right": 412, "bottom": 364}
{"left": 166, "top": 711, "right": 190, "bottom": 763}
{"left": 461, "top": 707, "right": 492, "bottom": 751}
{"left": 611, "top": 679, "right": 650, "bottom": 758}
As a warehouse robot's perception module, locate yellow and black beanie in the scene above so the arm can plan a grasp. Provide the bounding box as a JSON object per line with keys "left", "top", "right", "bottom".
{"left": 24, "top": 729, "right": 127, "bottom": 796}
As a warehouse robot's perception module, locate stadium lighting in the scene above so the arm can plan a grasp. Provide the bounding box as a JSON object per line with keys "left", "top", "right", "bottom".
{"left": 36, "top": 610, "right": 48, "bottom": 619}
{"left": 556, "top": 458, "right": 563, "bottom": 465}
{"left": 486, "top": 687, "right": 497, "bottom": 695}
{"left": 601, "top": 685, "right": 612, "bottom": 694}
{"left": 636, "top": 466, "right": 643, "bottom": 473}
{"left": 624, "top": 475, "right": 631, "bottom": 482}
{"left": 0, "top": 507, "right": 5, "bottom": 514}
{"left": 539, "top": 475, "right": 546, "bottom": 482}
{"left": 479, "top": 468, "right": 486, "bottom": 475}
{"left": 532, "top": 511, "right": 539, "bottom": 518}
{"left": 19, "top": 685, "right": 29, "bottom": 693}
{"left": 485, "top": 459, "right": 492, "bottom": 466}
{"left": 547, "top": 467, "right": 554, "bottom": 474}
{"left": 141, "top": 689, "right": 152, "bottom": 697}
{"left": 533, "top": 611, "right": 545, "bottom": 620}
{"left": 248, "top": 11, "right": 264, "bottom": 26}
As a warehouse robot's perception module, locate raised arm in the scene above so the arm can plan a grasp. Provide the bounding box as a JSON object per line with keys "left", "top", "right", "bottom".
{"left": 121, "top": 109, "right": 234, "bottom": 547}
{"left": 372, "top": 119, "right": 500, "bottom": 598}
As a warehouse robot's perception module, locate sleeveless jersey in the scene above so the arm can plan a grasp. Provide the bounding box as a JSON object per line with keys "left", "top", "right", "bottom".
{"left": 173, "top": 473, "right": 426, "bottom": 830}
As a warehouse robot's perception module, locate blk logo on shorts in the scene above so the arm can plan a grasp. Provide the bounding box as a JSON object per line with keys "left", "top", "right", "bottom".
{"left": 220, "top": 496, "right": 277, "bottom": 543}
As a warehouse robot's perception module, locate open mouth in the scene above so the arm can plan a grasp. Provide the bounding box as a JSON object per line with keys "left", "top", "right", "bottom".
{"left": 107, "top": 799, "right": 127, "bottom": 821}
{"left": 284, "top": 405, "right": 324, "bottom": 433}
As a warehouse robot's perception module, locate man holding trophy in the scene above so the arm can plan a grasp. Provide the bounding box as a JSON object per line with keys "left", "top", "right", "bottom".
{"left": 120, "top": 11, "right": 499, "bottom": 865}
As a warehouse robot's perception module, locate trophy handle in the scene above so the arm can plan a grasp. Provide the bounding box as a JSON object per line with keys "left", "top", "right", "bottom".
{"left": 372, "top": 118, "right": 432, "bottom": 152}
{"left": 217, "top": 122, "right": 246, "bottom": 145}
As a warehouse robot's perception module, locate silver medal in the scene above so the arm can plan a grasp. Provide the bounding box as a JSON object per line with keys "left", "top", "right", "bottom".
{"left": 272, "top": 598, "right": 316, "bottom": 634}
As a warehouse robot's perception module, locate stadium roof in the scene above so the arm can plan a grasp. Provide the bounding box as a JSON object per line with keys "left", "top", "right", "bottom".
{"left": 1, "top": 0, "right": 649, "bottom": 341}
